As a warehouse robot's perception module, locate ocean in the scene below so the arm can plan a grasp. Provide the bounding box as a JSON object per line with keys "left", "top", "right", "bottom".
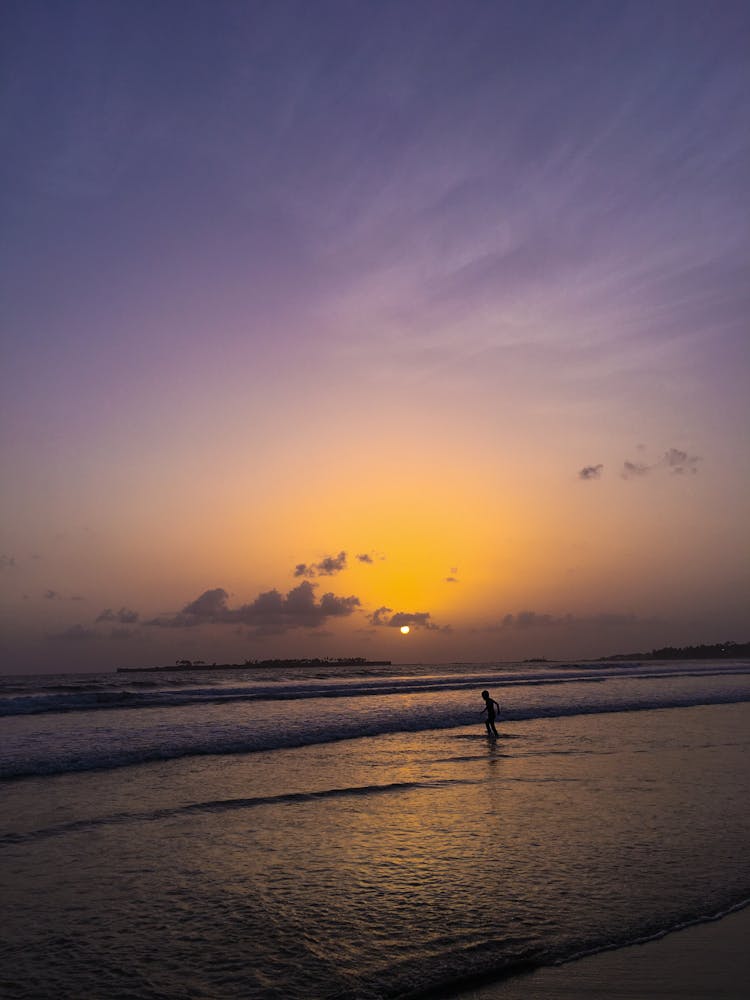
{"left": 2, "top": 659, "right": 749, "bottom": 999}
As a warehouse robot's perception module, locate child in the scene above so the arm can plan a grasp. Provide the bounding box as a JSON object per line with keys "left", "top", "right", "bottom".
{"left": 480, "top": 689, "right": 501, "bottom": 738}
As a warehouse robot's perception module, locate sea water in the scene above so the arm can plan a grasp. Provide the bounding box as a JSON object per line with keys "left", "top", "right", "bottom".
{"left": 1, "top": 660, "right": 749, "bottom": 998}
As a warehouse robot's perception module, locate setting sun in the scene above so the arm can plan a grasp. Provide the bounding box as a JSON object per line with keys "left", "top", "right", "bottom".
{"left": 400, "top": 625, "right": 410, "bottom": 635}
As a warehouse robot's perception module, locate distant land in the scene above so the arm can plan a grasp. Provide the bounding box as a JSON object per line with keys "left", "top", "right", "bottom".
{"left": 117, "top": 657, "right": 392, "bottom": 673}
{"left": 115, "top": 642, "right": 750, "bottom": 674}
{"left": 602, "top": 640, "right": 750, "bottom": 661}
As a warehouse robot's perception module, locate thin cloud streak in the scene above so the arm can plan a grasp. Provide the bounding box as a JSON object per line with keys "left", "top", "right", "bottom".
{"left": 622, "top": 448, "right": 701, "bottom": 479}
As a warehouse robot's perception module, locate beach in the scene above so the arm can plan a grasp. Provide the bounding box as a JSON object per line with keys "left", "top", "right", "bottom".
{"left": 2, "top": 660, "right": 749, "bottom": 998}
{"left": 454, "top": 905, "right": 750, "bottom": 999}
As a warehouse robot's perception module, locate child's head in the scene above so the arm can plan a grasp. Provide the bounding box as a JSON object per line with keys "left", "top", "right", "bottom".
{"left": 481, "top": 690, "right": 489, "bottom": 699}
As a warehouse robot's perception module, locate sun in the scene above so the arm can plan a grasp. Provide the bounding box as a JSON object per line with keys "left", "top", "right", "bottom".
{"left": 400, "top": 625, "right": 410, "bottom": 635}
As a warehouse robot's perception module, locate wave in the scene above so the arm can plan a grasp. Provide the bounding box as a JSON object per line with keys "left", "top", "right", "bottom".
{"left": 0, "top": 778, "right": 475, "bottom": 847}
{"left": 3, "top": 686, "right": 750, "bottom": 780}
{"left": 2, "top": 662, "right": 749, "bottom": 717}
{"left": 399, "top": 897, "right": 750, "bottom": 1000}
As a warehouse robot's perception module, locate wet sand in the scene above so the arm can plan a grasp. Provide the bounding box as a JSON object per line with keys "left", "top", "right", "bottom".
{"left": 452, "top": 905, "right": 750, "bottom": 999}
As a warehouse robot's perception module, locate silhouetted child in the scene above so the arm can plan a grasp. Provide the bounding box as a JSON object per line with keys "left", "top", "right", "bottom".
{"left": 480, "top": 689, "right": 501, "bottom": 738}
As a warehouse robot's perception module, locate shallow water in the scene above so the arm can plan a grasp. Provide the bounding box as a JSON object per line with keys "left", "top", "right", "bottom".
{"left": 2, "top": 662, "right": 749, "bottom": 999}
{"left": 2, "top": 660, "right": 749, "bottom": 779}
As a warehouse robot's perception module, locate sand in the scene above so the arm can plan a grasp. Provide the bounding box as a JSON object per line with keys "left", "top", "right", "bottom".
{"left": 451, "top": 905, "right": 750, "bottom": 999}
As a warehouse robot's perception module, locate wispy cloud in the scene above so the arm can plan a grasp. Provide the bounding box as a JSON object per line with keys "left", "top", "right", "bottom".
{"left": 661, "top": 448, "right": 701, "bottom": 475}
{"left": 622, "top": 448, "right": 700, "bottom": 479}
{"left": 622, "top": 461, "right": 650, "bottom": 478}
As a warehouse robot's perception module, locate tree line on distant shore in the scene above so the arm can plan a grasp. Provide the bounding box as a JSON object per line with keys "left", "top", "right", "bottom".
{"left": 604, "top": 640, "right": 749, "bottom": 661}
{"left": 241, "top": 657, "right": 385, "bottom": 666}
{"left": 169, "top": 657, "right": 390, "bottom": 668}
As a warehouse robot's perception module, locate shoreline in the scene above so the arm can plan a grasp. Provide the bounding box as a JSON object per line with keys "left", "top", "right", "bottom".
{"left": 115, "top": 658, "right": 392, "bottom": 673}
{"left": 448, "top": 904, "right": 750, "bottom": 999}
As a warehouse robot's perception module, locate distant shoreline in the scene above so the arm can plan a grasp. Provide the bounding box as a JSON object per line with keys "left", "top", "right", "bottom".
{"left": 601, "top": 640, "right": 749, "bottom": 661}
{"left": 114, "top": 641, "right": 750, "bottom": 674}
{"left": 116, "top": 658, "right": 392, "bottom": 673}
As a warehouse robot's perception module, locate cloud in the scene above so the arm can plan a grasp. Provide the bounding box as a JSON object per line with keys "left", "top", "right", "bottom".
{"left": 0, "top": 555, "right": 16, "bottom": 570}
{"left": 47, "top": 624, "right": 97, "bottom": 640}
{"left": 44, "top": 589, "right": 59, "bottom": 600}
{"left": 294, "top": 551, "right": 348, "bottom": 577}
{"left": 367, "top": 606, "right": 444, "bottom": 630}
{"left": 497, "top": 610, "right": 639, "bottom": 629}
{"left": 502, "top": 611, "right": 557, "bottom": 628}
{"left": 96, "top": 607, "right": 139, "bottom": 624}
{"left": 579, "top": 464, "right": 603, "bottom": 480}
{"left": 146, "top": 588, "right": 233, "bottom": 628}
{"left": 622, "top": 448, "right": 700, "bottom": 479}
{"left": 445, "top": 576, "right": 458, "bottom": 583}
{"left": 356, "top": 553, "right": 374, "bottom": 564}
{"left": 316, "top": 551, "right": 348, "bottom": 575}
{"left": 661, "top": 448, "right": 700, "bottom": 475}
{"left": 369, "top": 606, "right": 393, "bottom": 626}
{"left": 183, "top": 589, "right": 228, "bottom": 617}
{"left": 622, "top": 460, "right": 651, "bottom": 478}
{"left": 390, "top": 612, "right": 439, "bottom": 630}
{"left": 318, "top": 590, "right": 359, "bottom": 615}
{"left": 147, "top": 581, "right": 360, "bottom": 635}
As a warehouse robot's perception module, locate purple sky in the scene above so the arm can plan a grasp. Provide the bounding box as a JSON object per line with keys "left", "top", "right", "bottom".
{"left": 2, "top": 1, "right": 749, "bottom": 672}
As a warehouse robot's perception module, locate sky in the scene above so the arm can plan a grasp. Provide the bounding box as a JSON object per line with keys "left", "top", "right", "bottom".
{"left": 1, "top": 0, "right": 749, "bottom": 673}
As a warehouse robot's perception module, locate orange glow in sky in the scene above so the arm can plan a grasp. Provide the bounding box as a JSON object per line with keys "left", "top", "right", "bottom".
{"left": 1, "top": 4, "right": 748, "bottom": 673}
